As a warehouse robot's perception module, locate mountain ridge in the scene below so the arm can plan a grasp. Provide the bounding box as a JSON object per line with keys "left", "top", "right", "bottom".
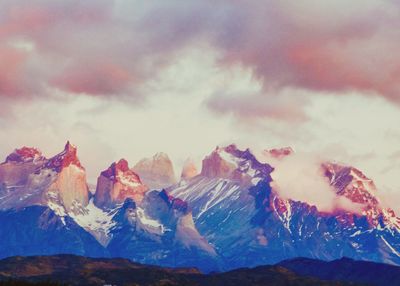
{"left": 0, "top": 142, "right": 399, "bottom": 272}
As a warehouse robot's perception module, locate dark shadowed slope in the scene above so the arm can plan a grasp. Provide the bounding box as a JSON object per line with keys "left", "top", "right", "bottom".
{"left": 0, "top": 255, "right": 378, "bottom": 286}
{"left": 279, "top": 257, "right": 400, "bottom": 286}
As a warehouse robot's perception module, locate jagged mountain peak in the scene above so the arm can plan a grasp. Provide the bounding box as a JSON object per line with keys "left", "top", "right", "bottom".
{"left": 45, "top": 141, "right": 83, "bottom": 172}
{"left": 133, "top": 152, "right": 177, "bottom": 189}
{"left": 321, "top": 162, "right": 400, "bottom": 230}
{"left": 114, "top": 158, "right": 130, "bottom": 172}
{"left": 136, "top": 152, "right": 172, "bottom": 166}
{"left": 200, "top": 144, "right": 273, "bottom": 184}
{"left": 4, "top": 146, "right": 45, "bottom": 164}
{"left": 323, "top": 162, "right": 379, "bottom": 206}
{"left": 43, "top": 142, "right": 89, "bottom": 212}
{"left": 153, "top": 152, "right": 170, "bottom": 160}
{"left": 100, "top": 159, "right": 141, "bottom": 183}
{"left": 95, "top": 159, "right": 148, "bottom": 209}
{"left": 0, "top": 142, "right": 90, "bottom": 215}
{"left": 64, "top": 140, "right": 77, "bottom": 152}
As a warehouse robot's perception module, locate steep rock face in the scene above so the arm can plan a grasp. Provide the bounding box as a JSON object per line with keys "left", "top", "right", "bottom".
{"left": 42, "top": 142, "right": 89, "bottom": 213}
{"left": 44, "top": 142, "right": 83, "bottom": 172}
{"left": 169, "top": 145, "right": 400, "bottom": 270}
{"left": 200, "top": 145, "right": 273, "bottom": 185}
{"left": 0, "top": 142, "right": 90, "bottom": 217}
{"left": 94, "top": 159, "right": 148, "bottom": 209}
{"left": 181, "top": 158, "right": 198, "bottom": 181}
{"left": 133, "top": 152, "right": 177, "bottom": 189}
{"left": 0, "top": 146, "right": 55, "bottom": 210}
{"left": 107, "top": 190, "right": 218, "bottom": 272}
{"left": 201, "top": 147, "right": 237, "bottom": 179}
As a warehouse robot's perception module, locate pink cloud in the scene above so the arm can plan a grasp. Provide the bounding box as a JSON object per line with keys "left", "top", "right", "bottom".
{"left": 209, "top": 0, "right": 400, "bottom": 103}
{"left": 0, "top": 6, "right": 52, "bottom": 38}
{"left": 0, "top": 0, "right": 116, "bottom": 104}
{"left": 206, "top": 91, "right": 309, "bottom": 123}
{"left": 0, "top": 47, "right": 28, "bottom": 96}
{"left": 1, "top": 0, "right": 400, "bottom": 120}
{"left": 52, "top": 62, "right": 134, "bottom": 96}
{"left": 135, "top": 0, "right": 400, "bottom": 120}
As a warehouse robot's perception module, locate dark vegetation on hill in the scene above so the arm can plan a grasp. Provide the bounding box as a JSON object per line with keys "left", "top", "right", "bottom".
{"left": 0, "top": 255, "right": 394, "bottom": 286}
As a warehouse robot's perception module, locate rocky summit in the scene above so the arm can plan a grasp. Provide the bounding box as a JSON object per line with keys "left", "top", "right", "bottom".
{"left": 133, "top": 152, "right": 177, "bottom": 189}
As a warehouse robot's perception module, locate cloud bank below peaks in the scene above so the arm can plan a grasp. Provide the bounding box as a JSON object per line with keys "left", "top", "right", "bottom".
{"left": 268, "top": 152, "right": 365, "bottom": 213}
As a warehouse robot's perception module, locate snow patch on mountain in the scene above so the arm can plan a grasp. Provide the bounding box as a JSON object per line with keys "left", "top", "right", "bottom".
{"left": 381, "top": 236, "right": 400, "bottom": 258}
{"left": 170, "top": 176, "right": 243, "bottom": 221}
{"left": 136, "top": 207, "right": 165, "bottom": 235}
{"left": 47, "top": 201, "right": 67, "bottom": 217}
{"left": 69, "top": 199, "right": 116, "bottom": 246}
{"left": 200, "top": 145, "right": 272, "bottom": 186}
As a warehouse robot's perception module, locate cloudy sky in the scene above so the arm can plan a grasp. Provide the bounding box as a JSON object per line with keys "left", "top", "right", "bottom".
{"left": 0, "top": 0, "right": 399, "bottom": 208}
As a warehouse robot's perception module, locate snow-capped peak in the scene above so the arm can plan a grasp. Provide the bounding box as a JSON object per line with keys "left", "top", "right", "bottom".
{"left": 323, "top": 162, "right": 379, "bottom": 206}
{"left": 322, "top": 162, "right": 400, "bottom": 231}
{"left": 200, "top": 144, "right": 273, "bottom": 185}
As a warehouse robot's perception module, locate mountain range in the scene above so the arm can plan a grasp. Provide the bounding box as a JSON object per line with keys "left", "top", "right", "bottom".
{"left": 0, "top": 142, "right": 399, "bottom": 272}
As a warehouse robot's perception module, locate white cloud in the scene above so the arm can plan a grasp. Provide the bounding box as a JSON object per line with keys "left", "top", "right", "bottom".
{"left": 268, "top": 152, "right": 365, "bottom": 213}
